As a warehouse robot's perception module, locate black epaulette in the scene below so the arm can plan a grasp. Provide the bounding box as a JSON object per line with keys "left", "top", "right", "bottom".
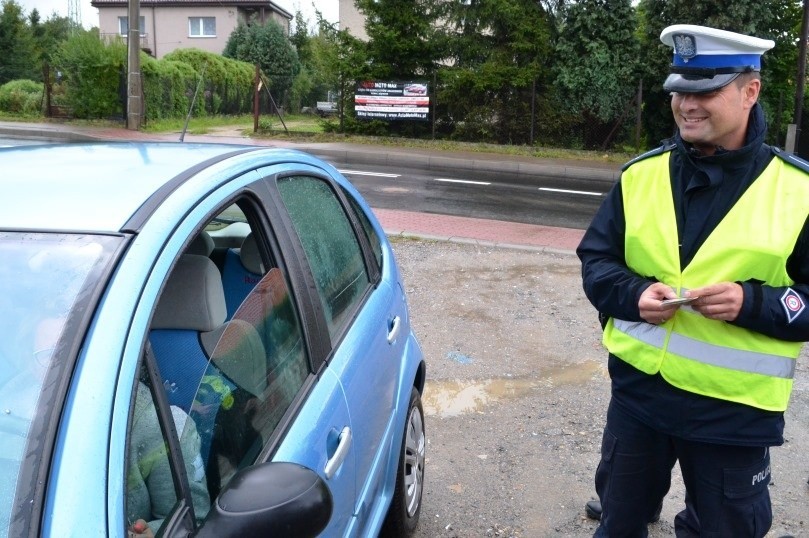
{"left": 621, "top": 142, "right": 676, "bottom": 172}
{"left": 771, "top": 146, "right": 809, "bottom": 175}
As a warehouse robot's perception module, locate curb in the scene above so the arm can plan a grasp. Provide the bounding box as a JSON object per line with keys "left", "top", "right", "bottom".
{"left": 385, "top": 231, "right": 578, "bottom": 256}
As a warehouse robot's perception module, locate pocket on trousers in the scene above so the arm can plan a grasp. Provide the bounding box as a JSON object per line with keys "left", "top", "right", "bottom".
{"left": 721, "top": 454, "right": 773, "bottom": 538}
{"left": 600, "top": 428, "right": 617, "bottom": 463}
{"left": 723, "top": 454, "right": 770, "bottom": 500}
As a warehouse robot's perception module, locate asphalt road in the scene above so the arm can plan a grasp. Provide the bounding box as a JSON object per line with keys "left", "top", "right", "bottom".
{"left": 0, "top": 137, "right": 43, "bottom": 147}
{"left": 333, "top": 161, "right": 606, "bottom": 230}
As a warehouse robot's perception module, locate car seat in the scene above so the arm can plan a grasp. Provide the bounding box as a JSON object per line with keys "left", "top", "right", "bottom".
{"left": 186, "top": 231, "right": 215, "bottom": 257}
{"left": 220, "top": 233, "right": 264, "bottom": 319}
{"left": 149, "top": 254, "right": 267, "bottom": 467}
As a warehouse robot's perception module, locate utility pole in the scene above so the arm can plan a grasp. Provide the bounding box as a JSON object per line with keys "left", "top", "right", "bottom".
{"left": 788, "top": 0, "right": 809, "bottom": 153}
{"left": 127, "top": 0, "right": 142, "bottom": 130}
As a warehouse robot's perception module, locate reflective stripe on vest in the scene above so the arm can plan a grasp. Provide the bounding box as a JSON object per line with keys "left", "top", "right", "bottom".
{"left": 603, "top": 151, "right": 809, "bottom": 411}
{"left": 613, "top": 319, "right": 796, "bottom": 379}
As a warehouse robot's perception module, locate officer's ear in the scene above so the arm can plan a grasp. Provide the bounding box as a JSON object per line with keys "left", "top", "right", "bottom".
{"left": 740, "top": 76, "right": 761, "bottom": 107}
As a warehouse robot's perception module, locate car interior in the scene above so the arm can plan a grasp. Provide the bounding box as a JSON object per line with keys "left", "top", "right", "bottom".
{"left": 128, "top": 201, "right": 310, "bottom": 529}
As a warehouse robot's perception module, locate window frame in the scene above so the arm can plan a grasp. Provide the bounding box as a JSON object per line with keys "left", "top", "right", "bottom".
{"left": 265, "top": 172, "right": 381, "bottom": 356}
{"left": 188, "top": 16, "right": 216, "bottom": 38}
{"left": 118, "top": 15, "right": 146, "bottom": 37}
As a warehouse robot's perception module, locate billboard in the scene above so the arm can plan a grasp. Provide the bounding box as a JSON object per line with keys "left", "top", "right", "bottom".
{"left": 355, "top": 81, "right": 430, "bottom": 121}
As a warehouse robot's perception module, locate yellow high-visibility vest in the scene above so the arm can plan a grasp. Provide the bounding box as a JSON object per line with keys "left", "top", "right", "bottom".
{"left": 603, "top": 150, "right": 809, "bottom": 411}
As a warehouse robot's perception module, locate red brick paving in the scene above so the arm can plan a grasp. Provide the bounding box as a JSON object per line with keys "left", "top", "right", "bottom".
{"left": 373, "top": 208, "right": 584, "bottom": 252}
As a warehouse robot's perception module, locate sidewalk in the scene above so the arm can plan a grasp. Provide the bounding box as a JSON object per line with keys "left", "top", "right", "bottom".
{"left": 0, "top": 120, "right": 598, "bottom": 253}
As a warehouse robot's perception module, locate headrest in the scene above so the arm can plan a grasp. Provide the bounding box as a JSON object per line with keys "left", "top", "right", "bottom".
{"left": 660, "top": 25, "right": 774, "bottom": 94}
{"left": 186, "top": 231, "right": 214, "bottom": 256}
{"left": 240, "top": 233, "right": 264, "bottom": 275}
{"left": 152, "top": 254, "right": 226, "bottom": 331}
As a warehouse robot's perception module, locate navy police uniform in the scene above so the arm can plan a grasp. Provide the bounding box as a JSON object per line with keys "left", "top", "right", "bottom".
{"left": 578, "top": 25, "right": 809, "bottom": 537}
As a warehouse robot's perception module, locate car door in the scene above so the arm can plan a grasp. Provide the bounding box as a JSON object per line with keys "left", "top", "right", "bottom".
{"left": 271, "top": 173, "right": 402, "bottom": 535}
{"left": 119, "top": 183, "right": 356, "bottom": 536}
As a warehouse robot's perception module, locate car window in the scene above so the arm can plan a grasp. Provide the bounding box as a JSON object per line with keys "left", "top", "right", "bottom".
{"left": 0, "top": 232, "right": 118, "bottom": 538}
{"left": 341, "top": 186, "right": 383, "bottom": 272}
{"left": 125, "top": 366, "right": 210, "bottom": 535}
{"left": 277, "top": 176, "right": 370, "bottom": 339}
{"left": 134, "top": 200, "right": 311, "bottom": 530}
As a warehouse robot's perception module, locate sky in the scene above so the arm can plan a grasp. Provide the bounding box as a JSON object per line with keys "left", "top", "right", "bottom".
{"left": 17, "top": 0, "right": 338, "bottom": 29}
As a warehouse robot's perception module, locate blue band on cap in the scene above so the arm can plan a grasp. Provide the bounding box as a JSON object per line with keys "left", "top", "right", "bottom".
{"left": 673, "top": 53, "right": 761, "bottom": 69}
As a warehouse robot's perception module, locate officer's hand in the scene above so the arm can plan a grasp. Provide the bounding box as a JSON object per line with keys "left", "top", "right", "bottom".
{"left": 687, "top": 282, "right": 743, "bottom": 321}
{"left": 639, "top": 282, "right": 679, "bottom": 324}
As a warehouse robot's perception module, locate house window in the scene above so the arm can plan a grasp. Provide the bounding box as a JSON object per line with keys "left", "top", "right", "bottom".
{"left": 118, "top": 16, "right": 145, "bottom": 36}
{"left": 189, "top": 17, "right": 216, "bottom": 37}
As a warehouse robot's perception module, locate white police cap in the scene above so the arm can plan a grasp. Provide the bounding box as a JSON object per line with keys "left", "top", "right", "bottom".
{"left": 660, "top": 25, "right": 774, "bottom": 94}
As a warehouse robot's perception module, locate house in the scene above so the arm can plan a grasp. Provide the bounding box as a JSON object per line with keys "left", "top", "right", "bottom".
{"left": 338, "top": 0, "right": 367, "bottom": 41}
{"left": 90, "top": 0, "right": 293, "bottom": 59}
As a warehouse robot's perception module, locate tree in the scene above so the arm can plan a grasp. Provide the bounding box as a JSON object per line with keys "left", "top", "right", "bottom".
{"left": 32, "top": 12, "right": 72, "bottom": 67}
{"left": 355, "top": 0, "right": 445, "bottom": 80}
{"left": 0, "top": 0, "right": 37, "bottom": 84}
{"left": 223, "top": 18, "right": 301, "bottom": 108}
{"left": 553, "top": 0, "right": 640, "bottom": 148}
{"left": 439, "top": 0, "right": 554, "bottom": 144}
{"left": 311, "top": 14, "right": 369, "bottom": 131}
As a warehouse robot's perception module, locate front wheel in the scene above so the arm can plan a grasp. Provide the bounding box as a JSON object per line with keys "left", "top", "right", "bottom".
{"left": 381, "top": 387, "right": 425, "bottom": 537}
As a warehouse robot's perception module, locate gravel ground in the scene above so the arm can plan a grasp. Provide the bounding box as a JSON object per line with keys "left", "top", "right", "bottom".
{"left": 391, "top": 238, "right": 809, "bottom": 538}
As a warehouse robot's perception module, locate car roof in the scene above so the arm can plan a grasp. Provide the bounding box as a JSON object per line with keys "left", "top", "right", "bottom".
{"left": 0, "top": 142, "right": 319, "bottom": 233}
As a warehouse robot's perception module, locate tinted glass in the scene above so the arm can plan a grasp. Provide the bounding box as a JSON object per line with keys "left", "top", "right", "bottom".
{"left": 342, "top": 187, "right": 383, "bottom": 271}
{"left": 277, "top": 176, "right": 370, "bottom": 338}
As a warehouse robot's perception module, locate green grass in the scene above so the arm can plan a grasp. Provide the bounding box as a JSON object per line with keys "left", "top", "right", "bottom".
{"left": 142, "top": 114, "right": 255, "bottom": 134}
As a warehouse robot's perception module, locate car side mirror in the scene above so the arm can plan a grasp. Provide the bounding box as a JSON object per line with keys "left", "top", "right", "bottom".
{"left": 195, "top": 462, "right": 332, "bottom": 537}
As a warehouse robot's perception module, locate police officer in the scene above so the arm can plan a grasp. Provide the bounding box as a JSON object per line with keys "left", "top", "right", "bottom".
{"left": 577, "top": 24, "right": 809, "bottom": 537}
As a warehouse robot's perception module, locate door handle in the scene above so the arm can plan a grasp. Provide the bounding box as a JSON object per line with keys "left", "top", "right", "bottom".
{"left": 324, "top": 426, "right": 351, "bottom": 479}
{"left": 387, "top": 316, "right": 401, "bottom": 344}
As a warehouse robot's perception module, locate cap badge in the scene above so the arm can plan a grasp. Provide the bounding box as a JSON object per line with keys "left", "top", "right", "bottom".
{"left": 673, "top": 34, "right": 697, "bottom": 62}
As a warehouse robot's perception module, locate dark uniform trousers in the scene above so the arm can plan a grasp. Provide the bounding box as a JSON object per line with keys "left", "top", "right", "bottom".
{"left": 593, "top": 400, "right": 772, "bottom": 537}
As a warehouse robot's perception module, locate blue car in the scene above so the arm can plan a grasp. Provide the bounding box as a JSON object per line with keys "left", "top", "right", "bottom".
{"left": 0, "top": 143, "right": 426, "bottom": 537}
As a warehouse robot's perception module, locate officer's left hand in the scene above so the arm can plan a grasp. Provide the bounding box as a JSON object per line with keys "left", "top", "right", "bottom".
{"left": 686, "top": 282, "right": 743, "bottom": 321}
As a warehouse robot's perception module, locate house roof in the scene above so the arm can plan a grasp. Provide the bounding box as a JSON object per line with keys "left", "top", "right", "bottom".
{"left": 90, "top": 0, "right": 293, "bottom": 20}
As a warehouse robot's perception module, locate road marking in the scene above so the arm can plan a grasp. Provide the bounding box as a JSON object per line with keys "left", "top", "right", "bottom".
{"left": 539, "top": 187, "right": 603, "bottom": 196}
{"left": 435, "top": 178, "right": 491, "bottom": 186}
{"left": 339, "top": 169, "right": 400, "bottom": 178}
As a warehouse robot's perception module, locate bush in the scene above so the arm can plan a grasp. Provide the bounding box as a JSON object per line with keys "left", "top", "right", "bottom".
{"left": 53, "top": 32, "right": 127, "bottom": 119}
{"left": 162, "top": 49, "right": 254, "bottom": 115}
{"left": 50, "top": 38, "right": 257, "bottom": 121}
{"left": 0, "top": 79, "right": 43, "bottom": 114}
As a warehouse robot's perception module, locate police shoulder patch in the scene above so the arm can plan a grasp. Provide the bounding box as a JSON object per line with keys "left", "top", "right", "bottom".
{"left": 771, "top": 146, "right": 809, "bottom": 176}
{"left": 621, "top": 142, "right": 675, "bottom": 172}
{"left": 780, "top": 287, "right": 806, "bottom": 324}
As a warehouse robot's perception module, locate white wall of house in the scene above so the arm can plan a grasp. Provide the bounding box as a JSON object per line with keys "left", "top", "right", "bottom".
{"left": 98, "top": 6, "right": 241, "bottom": 58}
{"left": 338, "top": 0, "right": 367, "bottom": 41}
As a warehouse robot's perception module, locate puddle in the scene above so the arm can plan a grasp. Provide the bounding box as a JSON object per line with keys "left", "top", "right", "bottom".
{"left": 423, "top": 360, "right": 603, "bottom": 418}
